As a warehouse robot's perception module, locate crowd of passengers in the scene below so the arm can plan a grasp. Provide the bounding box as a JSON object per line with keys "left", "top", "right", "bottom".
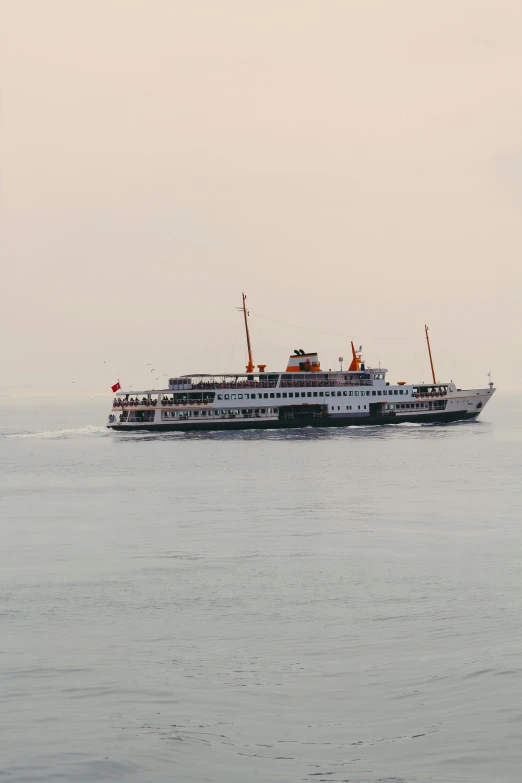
{"left": 189, "top": 379, "right": 372, "bottom": 389}
{"left": 113, "top": 396, "right": 214, "bottom": 407}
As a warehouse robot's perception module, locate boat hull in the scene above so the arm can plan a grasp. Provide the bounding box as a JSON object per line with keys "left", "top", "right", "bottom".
{"left": 107, "top": 409, "right": 481, "bottom": 433}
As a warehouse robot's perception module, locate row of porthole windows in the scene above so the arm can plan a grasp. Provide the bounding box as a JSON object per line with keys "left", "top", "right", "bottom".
{"left": 327, "top": 400, "right": 448, "bottom": 413}
{"left": 386, "top": 401, "right": 446, "bottom": 410}
{"left": 331, "top": 405, "right": 366, "bottom": 411}
{"left": 162, "top": 408, "right": 278, "bottom": 419}
{"left": 216, "top": 389, "right": 407, "bottom": 401}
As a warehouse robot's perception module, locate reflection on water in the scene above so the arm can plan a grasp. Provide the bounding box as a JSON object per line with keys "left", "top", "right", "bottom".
{"left": 114, "top": 418, "right": 486, "bottom": 444}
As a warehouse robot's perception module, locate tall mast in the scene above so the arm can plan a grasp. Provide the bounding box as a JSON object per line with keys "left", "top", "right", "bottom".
{"left": 241, "top": 292, "right": 255, "bottom": 373}
{"left": 425, "top": 324, "right": 437, "bottom": 384}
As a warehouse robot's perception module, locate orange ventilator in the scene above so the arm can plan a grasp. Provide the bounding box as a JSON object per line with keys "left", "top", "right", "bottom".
{"left": 348, "top": 341, "right": 361, "bottom": 371}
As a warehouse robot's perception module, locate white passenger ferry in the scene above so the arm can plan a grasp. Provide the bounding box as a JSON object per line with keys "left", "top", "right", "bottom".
{"left": 107, "top": 295, "right": 495, "bottom": 432}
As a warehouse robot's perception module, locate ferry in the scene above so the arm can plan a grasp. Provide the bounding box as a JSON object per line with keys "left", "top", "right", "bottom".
{"left": 107, "top": 294, "right": 495, "bottom": 432}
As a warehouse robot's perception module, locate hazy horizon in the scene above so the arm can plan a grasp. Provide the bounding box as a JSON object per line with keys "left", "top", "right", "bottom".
{"left": 2, "top": 1, "right": 522, "bottom": 397}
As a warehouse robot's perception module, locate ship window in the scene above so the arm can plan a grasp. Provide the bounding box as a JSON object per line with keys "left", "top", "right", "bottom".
{"left": 283, "top": 393, "right": 287, "bottom": 398}
{"left": 343, "top": 391, "right": 347, "bottom": 396}
{"left": 319, "top": 392, "right": 324, "bottom": 397}
{"left": 264, "top": 393, "right": 268, "bottom": 399}
{"left": 231, "top": 394, "right": 236, "bottom": 400}
{"left": 399, "top": 390, "right": 403, "bottom": 395}
{"left": 325, "top": 391, "right": 330, "bottom": 396}
{"left": 224, "top": 394, "right": 230, "bottom": 400}
{"left": 261, "top": 408, "right": 266, "bottom": 413}
{"left": 270, "top": 393, "right": 274, "bottom": 398}
{"left": 276, "top": 393, "right": 281, "bottom": 398}
{"left": 289, "top": 392, "right": 293, "bottom": 398}
{"left": 274, "top": 408, "right": 278, "bottom": 413}
{"left": 307, "top": 392, "right": 311, "bottom": 397}
{"left": 394, "top": 390, "right": 398, "bottom": 395}
{"left": 238, "top": 394, "right": 243, "bottom": 399}
{"left": 217, "top": 395, "right": 222, "bottom": 400}
{"left": 355, "top": 391, "right": 359, "bottom": 396}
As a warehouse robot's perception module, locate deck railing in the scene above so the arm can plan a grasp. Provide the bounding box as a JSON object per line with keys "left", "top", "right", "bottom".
{"left": 188, "top": 378, "right": 373, "bottom": 390}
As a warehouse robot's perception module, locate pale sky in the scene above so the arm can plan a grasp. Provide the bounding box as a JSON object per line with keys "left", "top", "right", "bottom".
{"left": 2, "top": 0, "right": 521, "bottom": 396}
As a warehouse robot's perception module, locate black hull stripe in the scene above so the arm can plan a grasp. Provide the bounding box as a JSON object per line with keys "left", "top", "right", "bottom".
{"left": 108, "top": 410, "right": 480, "bottom": 433}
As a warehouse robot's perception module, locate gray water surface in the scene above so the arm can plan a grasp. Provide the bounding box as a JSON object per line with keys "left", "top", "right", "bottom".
{"left": 1, "top": 394, "right": 521, "bottom": 782}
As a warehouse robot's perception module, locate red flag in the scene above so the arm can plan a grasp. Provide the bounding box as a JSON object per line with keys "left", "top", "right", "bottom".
{"left": 111, "top": 381, "right": 121, "bottom": 393}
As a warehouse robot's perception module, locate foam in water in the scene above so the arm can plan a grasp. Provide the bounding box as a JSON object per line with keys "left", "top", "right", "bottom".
{"left": 6, "top": 425, "right": 107, "bottom": 440}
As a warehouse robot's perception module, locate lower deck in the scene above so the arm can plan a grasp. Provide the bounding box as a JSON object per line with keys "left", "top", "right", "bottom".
{"left": 107, "top": 406, "right": 481, "bottom": 432}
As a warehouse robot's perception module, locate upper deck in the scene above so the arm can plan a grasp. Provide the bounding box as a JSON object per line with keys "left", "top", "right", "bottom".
{"left": 167, "top": 369, "right": 388, "bottom": 391}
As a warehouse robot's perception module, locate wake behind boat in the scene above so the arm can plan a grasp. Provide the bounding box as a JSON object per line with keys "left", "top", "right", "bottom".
{"left": 107, "top": 295, "right": 495, "bottom": 432}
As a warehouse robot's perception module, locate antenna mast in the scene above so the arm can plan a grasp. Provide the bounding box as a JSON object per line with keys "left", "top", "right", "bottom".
{"left": 240, "top": 292, "right": 254, "bottom": 373}
{"left": 425, "top": 325, "right": 437, "bottom": 384}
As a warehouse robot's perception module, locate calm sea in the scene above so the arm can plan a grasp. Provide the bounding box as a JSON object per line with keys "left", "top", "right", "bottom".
{"left": 1, "top": 393, "right": 521, "bottom": 783}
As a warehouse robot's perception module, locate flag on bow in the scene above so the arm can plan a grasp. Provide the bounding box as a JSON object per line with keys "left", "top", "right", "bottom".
{"left": 111, "top": 381, "right": 121, "bottom": 393}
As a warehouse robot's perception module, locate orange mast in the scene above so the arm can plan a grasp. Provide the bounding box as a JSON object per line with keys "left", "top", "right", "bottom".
{"left": 425, "top": 324, "right": 437, "bottom": 384}
{"left": 240, "top": 292, "right": 255, "bottom": 373}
